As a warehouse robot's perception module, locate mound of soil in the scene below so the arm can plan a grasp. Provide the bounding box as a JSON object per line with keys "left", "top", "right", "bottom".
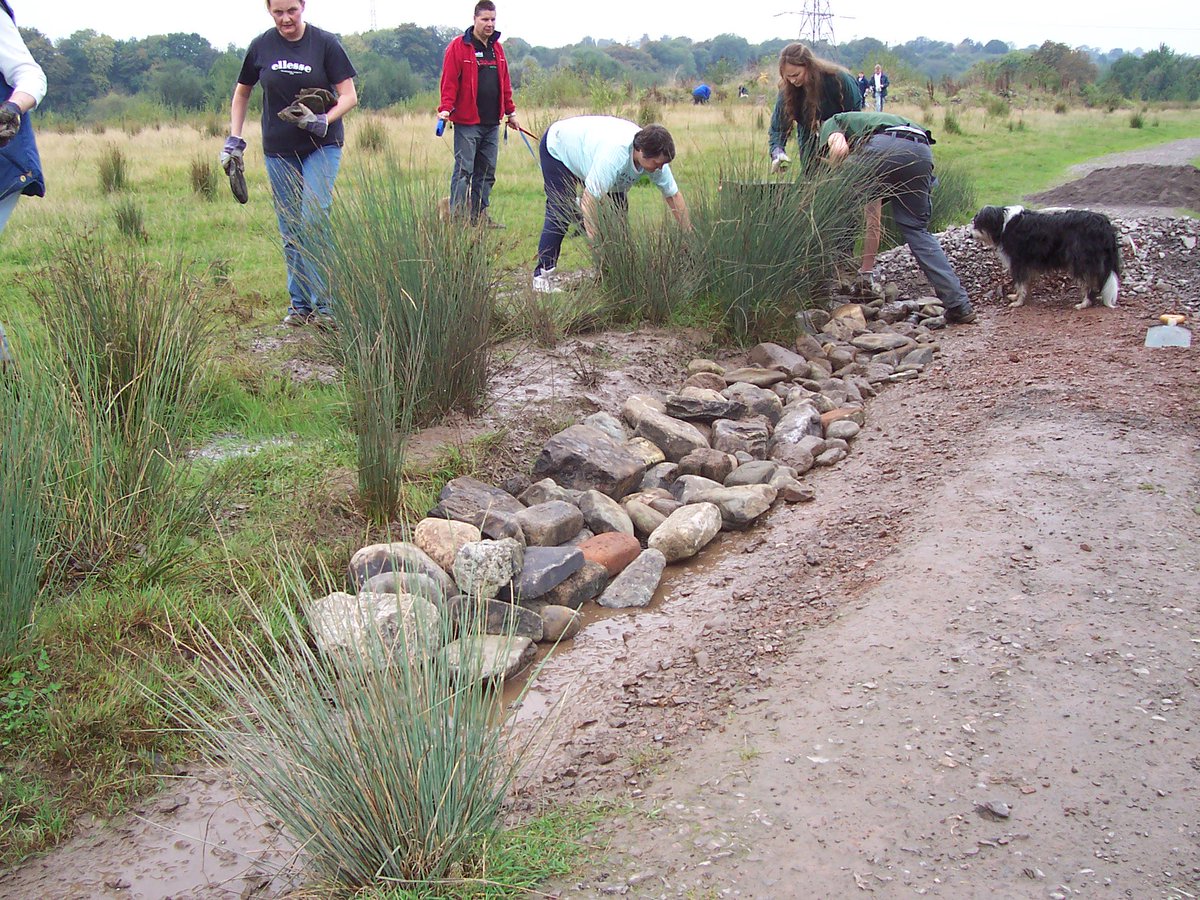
{"left": 1027, "top": 163, "right": 1200, "bottom": 209}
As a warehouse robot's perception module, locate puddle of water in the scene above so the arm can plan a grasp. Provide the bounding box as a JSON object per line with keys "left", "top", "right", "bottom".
{"left": 186, "top": 434, "right": 294, "bottom": 462}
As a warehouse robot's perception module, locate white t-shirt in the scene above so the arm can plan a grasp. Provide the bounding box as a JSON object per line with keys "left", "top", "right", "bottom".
{"left": 547, "top": 115, "right": 679, "bottom": 199}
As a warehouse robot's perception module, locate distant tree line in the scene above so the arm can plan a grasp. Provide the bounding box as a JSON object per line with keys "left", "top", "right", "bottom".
{"left": 16, "top": 23, "right": 1199, "bottom": 118}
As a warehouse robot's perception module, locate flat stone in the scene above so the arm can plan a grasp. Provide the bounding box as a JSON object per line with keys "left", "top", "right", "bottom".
{"left": 621, "top": 393, "right": 666, "bottom": 428}
{"left": 665, "top": 388, "right": 746, "bottom": 422}
{"left": 724, "top": 459, "right": 780, "bottom": 486}
{"left": 360, "top": 570, "right": 449, "bottom": 606}
{"left": 821, "top": 407, "right": 866, "bottom": 431}
{"left": 826, "top": 419, "right": 861, "bottom": 441}
{"left": 531, "top": 424, "right": 646, "bottom": 499}
{"left": 829, "top": 302, "right": 868, "bottom": 329}
{"left": 596, "top": 548, "right": 666, "bottom": 609}
{"left": 671, "top": 474, "right": 725, "bottom": 504}
{"left": 794, "top": 332, "right": 826, "bottom": 361}
{"left": 647, "top": 502, "right": 722, "bottom": 562}
{"left": 518, "top": 478, "right": 577, "bottom": 507}
{"left": 348, "top": 542, "right": 455, "bottom": 599}
{"left": 721, "top": 366, "right": 788, "bottom": 387}
{"left": 773, "top": 475, "right": 816, "bottom": 503}
{"left": 533, "top": 559, "right": 609, "bottom": 609}
{"left": 711, "top": 417, "right": 772, "bottom": 459}
{"left": 748, "top": 342, "right": 808, "bottom": 377}
{"left": 901, "top": 346, "right": 935, "bottom": 368}
{"left": 692, "top": 484, "right": 778, "bottom": 529}
{"left": 581, "top": 411, "right": 628, "bottom": 444}
{"left": 683, "top": 371, "right": 727, "bottom": 391}
{"left": 851, "top": 331, "right": 915, "bottom": 352}
{"left": 815, "top": 446, "right": 848, "bottom": 467}
{"left": 579, "top": 489, "right": 635, "bottom": 536}
{"left": 633, "top": 408, "right": 709, "bottom": 463}
{"left": 721, "top": 382, "right": 783, "bottom": 424}
{"left": 483, "top": 600, "right": 544, "bottom": 641}
{"left": 516, "top": 500, "right": 585, "bottom": 547}
{"left": 577, "top": 531, "right": 642, "bottom": 578}
{"left": 429, "top": 476, "right": 525, "bottom": 536}
{"left": 441, "top": 634, "right": 534, "bottom": 681}
{"left": 686, "top": 358, "right": 724, "bottom": 375}
{"left": 309, "top": 591, "right": 440, "bottom": 666}
{"left": 503, "top": 545, "right": 584, "bottom": 602}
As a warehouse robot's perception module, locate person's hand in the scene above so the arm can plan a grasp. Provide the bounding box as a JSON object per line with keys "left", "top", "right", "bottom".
{"left": 278, "top": 102, "right": 328, "bottom": 137}
{"left": 0, "top": 101, "right": 22, "bottom": 147}
{"left": 219, "top": 135, "right": 247, "bottom": 174}
{"left": 438, "top": 110, "right": 451, "bottom": 120}
{"left": 770, "top": 149, "right": 790, "bottom": 173}
{"left": 506, "top": 113, "right": 520, "bottom": 131}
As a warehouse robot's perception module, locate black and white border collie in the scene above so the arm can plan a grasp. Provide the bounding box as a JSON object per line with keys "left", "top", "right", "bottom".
{"left": 971, "top": 205, "right": 1121, "bottom": 309}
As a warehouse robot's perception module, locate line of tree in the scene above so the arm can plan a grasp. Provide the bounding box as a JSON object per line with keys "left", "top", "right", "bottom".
{"left": 16, "top": 24, "right": 1199, "bottom": 118}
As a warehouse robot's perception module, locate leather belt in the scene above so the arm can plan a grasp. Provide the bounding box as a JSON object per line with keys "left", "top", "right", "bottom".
{"left": 879, "top": 127, "right": 929, "bottom": 144}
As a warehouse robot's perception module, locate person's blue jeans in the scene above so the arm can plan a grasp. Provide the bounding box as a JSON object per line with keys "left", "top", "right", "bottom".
{"left": 449, "top": 123, "right": 500, "bottom": 221}
{"left": 264, "top": 146, "right": 342, "bottom": 315}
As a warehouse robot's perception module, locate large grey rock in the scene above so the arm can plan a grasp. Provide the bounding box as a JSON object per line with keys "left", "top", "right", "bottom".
{"left": 677, "top": 447, "right": 737, "bottom": 483}
{"left": 671, "top": 474, "right": 725, "bottom": 504}
{"left": 441, "top": 634, "right": 535, "bottom": 681}
{"left": 641, "top": 461, "right": 679, "bottom": 491}
{"left": 483, "top": 600, "right": 544, "bottom": 641}
{"left": 452, "top": 539, "right": 524, "bottom": 601}
{"left": 429, "top": 477, "right": 525, "bottom": 539}
{"left": 711, "top": 417, "right": 772, "bottom": 459}
{"left": 724, "top": 459, "right": 780, "bottom": 486}
{"left": 775, "top": 401, "right": 824, "bottom": 446}
{"left": 518, "top": 477, "right": 577, "bottom": 507}
{"left": 634, "top": 408, "right": 710, "bottom": 463}
{"left": 597, "top": 548, "right": 667, "bottom": 609}
{"left": 531, "top": 424, "right": 646, "bottom": 499}
{"left": 664, "top": 387, "right": 746, "bottom": 423}
{"left": 502, "top": 545, "right": 584, "bottom": 603}
{"left": 748, "top": 342, "right": 808, "bottom": 378}
{"left": 621, "top": 393, "right": 666, "bottom": 428}
{"left": 360, "top": 570, "right": 450, "bottom": 607}
{"left": 533, "top": 559, "right": 608, "bottom": 609}
{"left": 721, "top": 382, "right": 783, "bottom": 424}
{"left": 647, "top": 503, "right": 722, "bottom": 562}
{"left": 693, "top": 484, "right": 778, "bottom": 530}
{"left": 309, "top": 591, "right": 440, "bottom": 665}
{"left": 348, "top": 542, "right": 456, "bottom": 599}
{"left": 516, "top": 500, "right": 585, "bottom": 546}
{"left": 579, "top": 489, "right": 635, "bottom": 536}
{"left": 581, "top": 411, "right": 628, "bottom": 444}
{"left": 412, "top": 518, "right": 482, "bottom": 573}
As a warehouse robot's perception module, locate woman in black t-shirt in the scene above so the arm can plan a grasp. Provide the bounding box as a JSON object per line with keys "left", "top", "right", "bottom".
{"left": 220, "top": 0, "right": 357, "bottom": 327}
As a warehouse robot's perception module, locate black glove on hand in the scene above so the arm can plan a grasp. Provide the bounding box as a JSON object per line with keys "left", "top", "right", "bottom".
{"left": 0, "top": 101, "right": 22, "bottom": 147}
{"left": 219, "top": 136, "right": 246, "bottom": 174}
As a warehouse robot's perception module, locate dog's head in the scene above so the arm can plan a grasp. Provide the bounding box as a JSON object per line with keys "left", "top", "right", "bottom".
{"left": 971, "top": 205, "right": 1010, "bottom": 246}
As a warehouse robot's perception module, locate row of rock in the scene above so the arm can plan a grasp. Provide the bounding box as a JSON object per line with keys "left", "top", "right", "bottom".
{"left": 310, "top": 299, "right": 948, "bottom": 680}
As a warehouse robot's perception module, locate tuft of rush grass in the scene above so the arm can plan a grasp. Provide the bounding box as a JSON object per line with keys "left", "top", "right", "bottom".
{"left": 355, "top": 116, "right": 391, "bottom": 154}
{"left": 688, "top": 151, "right": 876, "bottom": 343}
{"left": 0, "top": 372, "right": 53, "bottom": 660}
{"left": 321, "top": 166, "right": 494, "bottom": 521}
{"left": 97, "top": 143, "right": 129, "bottom": 194}
{"left": 27, "top": 239, "right": 219, "bottom": 578}
{"left": 156, "top": 558, "right": 547, "bottom": 893}
{"left": 112, "top": 197, "right": 148, "bottom": 242}
{"left": 189, "top": 156, "right": 218, "bottom": 200}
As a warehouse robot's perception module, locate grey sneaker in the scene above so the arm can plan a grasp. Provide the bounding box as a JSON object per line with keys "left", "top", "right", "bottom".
{"left": 283, "top": 310, "right": 313, "bottom": 326}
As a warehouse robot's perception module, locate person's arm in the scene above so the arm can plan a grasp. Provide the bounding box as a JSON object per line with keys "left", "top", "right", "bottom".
{"left": 324, "top": 77, "right": 357, "bottom": 124}
{"left": 498, "top": 43, "right": 517, "bottom": 129}
{"left": 580, "top": 190, "right": 600, "bottom": 239}
{"left": 665, "top": 191, "right": 691, "bottom": 231}
{"left": 860, "top": 199, "right": 882, "bottom": 273}
{"left": 0, "top": 12, "right": 45, "bottom": 111}
{"left": 826, "top": 130, "right": 850, "bottom": 163}
{"left": 437, "top": 40, "right": 459, "bottom": 118}
{"left": 229, "top": 82, "right": 253, "bottom": 137}
{"left": 767, "top": 91, "right": 789, "bottom": 156}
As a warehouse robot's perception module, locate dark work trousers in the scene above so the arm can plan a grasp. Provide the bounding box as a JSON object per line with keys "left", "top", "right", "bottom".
{"left": 534, "top": 132, "right": 627, "bottom": 274}
{"left": 862, "top": 133, "right": 971, "bottom": 315}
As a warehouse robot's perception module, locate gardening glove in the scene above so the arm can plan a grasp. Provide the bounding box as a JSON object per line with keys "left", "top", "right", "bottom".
{"left": 220, "top": 136, "right": 249, "bottom": 204}
{"left": 278, "top": 101, "right": 328, "bottom": 138}
{"left": 0, "top": 101, "right": 22, "bottom": 147}
{"left": 293, "top": 87, "right": 336, "bottom": 113}
{"left": 219, "top": 136, "right": 246, "bottom": 174}
{"left": 770, "top": 148, "right": 790, "bottom": 173}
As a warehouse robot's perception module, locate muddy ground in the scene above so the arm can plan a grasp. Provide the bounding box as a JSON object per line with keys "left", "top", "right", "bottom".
{"left": 2, "top": 152, "right": 1198, "bottom": 900}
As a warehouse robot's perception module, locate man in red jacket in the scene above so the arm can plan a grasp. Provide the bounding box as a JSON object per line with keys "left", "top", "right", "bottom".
{"left": 438, "top": 0, "right": 520, "bottom": 227}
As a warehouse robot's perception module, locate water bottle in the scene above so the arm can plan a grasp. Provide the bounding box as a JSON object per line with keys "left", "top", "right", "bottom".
{"left": 435, "top": 117, "right": 446, "bottom": 137}
{"left": 1144, "top": 314, "right": 1191, "bottom": 348}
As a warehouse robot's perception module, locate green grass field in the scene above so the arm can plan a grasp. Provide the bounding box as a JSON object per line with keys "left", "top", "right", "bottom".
{"left": 0, "top": 97, "right": 1197, "bottom": 878}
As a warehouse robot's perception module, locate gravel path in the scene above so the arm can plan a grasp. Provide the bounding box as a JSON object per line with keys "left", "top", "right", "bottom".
{"left": 1067, "top": 137, "right": 1200, "bottom": 176}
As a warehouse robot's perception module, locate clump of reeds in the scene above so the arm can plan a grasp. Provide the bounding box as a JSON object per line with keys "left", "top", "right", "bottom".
{"left": 189, "top": 156, "right": 218, "bottom": 200}
{"left": 113, "top": 198, "right": 148, "bottom": 241}
{"left": 355, "top": 117, "right": 389, "bottom": 154}
{"left": 98, "top": 144, "right": 128, "bottom": 193}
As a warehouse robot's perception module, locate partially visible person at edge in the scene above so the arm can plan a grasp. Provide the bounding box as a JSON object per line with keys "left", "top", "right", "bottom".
{"left": 856, "top": 72, "right": 870, "bottom": 109}
{"left": 0, "top": 0, "right": 46, "bottom": 371}
{"left": 819, "top": 110, "right": 976, "bottom": 324}
{"left": 531, "top": 116, "right": 690, "bottom": 294}
{"left": 438, "top": 0, "right": 518, "bottom": 228}
{"left": 222, "top": 0, "right": 357, "bottom": 328}
{"left": 767, "top": 43, "right": 862, "bottom": 173}
{"left": 872, "top": 64, "right": 890, "bottom": 112}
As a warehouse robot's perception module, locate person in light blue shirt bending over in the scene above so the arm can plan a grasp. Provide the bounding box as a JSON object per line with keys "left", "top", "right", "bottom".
{"left": 532, "top": 116, "right": 690, "bottom": 293}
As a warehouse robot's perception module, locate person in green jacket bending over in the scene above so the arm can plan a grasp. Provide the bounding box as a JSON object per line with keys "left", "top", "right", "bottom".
{"left": 767, "top": 43, "right": 862, "bottom": 173}
{"left": 819, "top": 110, "right": 977, "bottom": 325}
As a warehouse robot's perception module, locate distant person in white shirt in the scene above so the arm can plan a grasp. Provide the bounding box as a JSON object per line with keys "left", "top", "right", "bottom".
{"left": 531, "top": 116, "right": 690, "bottom": 293}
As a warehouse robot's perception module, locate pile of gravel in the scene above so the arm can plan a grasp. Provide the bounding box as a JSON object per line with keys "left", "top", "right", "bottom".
{"left": 872, "top": 216, "right": 1200, "bottom": 316}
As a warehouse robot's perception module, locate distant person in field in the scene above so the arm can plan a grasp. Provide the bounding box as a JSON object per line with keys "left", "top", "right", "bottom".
{"left": 872, "top": 64, "right": 890, "bottom": 111}
{"left": 819, "top": 110, "right": 976, "bottom": 324}
{"left": 222, "top": 0, "right": 358, "bottom": 328}
{"left": 692, "top": 83, "right": 711, "bottom": 105}
{"left": 0, "top": 0, "right": 47, "bottom": 371}
{"left": 767, "top": 43, "right": 862, "bottom": 173}
{"left": 531, "top": 117, "right": 690, "bottom": 294}
{"left": 856, "top": 72, "right": 870, "bottom": 109}
{"left": 437, "top": 0, "right": 519, "bottom": 228}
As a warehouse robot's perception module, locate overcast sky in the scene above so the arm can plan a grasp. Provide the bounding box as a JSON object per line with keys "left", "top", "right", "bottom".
{"left": 15, "top": 0, "right": 1200, "bottom": 57}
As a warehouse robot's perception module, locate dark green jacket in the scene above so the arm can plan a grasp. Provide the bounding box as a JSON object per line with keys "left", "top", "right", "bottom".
{"left": 817, "top": 111, "right": 933, "bottom": 152}
{"left": 767, "top": 69, "right": 862, "bottom": 157}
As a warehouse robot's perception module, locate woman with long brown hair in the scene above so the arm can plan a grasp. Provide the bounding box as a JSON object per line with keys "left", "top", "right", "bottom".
{"left": 767, "top": 43, "right": 862, "bottom": 172}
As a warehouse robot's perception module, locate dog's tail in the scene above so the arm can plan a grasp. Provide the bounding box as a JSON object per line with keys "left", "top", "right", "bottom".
{"left": 1100, "top": 271, "right": 1119, "bottom": 308}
